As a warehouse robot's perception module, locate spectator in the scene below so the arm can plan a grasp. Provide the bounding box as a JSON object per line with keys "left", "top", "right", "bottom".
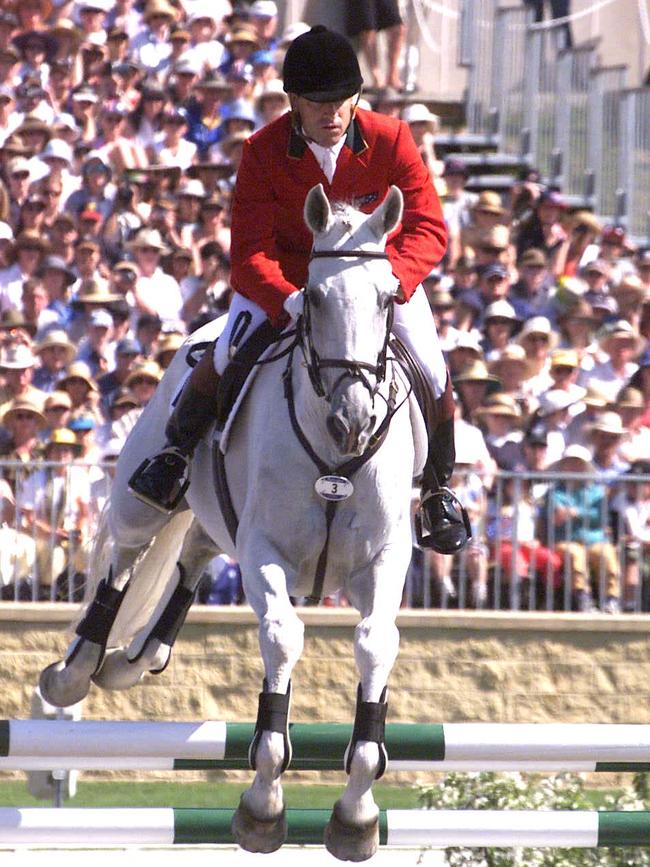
{"left": 427, "top": 285, "right": 459, "bottom": 355}
{"left": 0, "top": 343, "right": 45, "bottom": 414}
{"left": 255, "top": 78, "right": 289, "bottom": 127}
{"left": 41, "top": 390, "right": 72, "bottom": 439}
{"left": 74, "top": 307, "right": 114, "bottom": 377}
{"left": 509, "top": 247, "right": 555, "bottom": 322}
{"left": 57, "top": 360, "right": 101, "bottom": 422}
{"left": 346, "top": 0, "right": 404, "bottom": 90}
{"left": 32, "top": 329, "right": 76, "bottom": 392}
{"left": 0, "top": 229, "right": 48, "bottom": 312}
{"left": 20, "top": 426, "right": 89, "bottom": 601}
{"left": 400, "top": 104, "right": 441, "bottom": 186}
{"left": 0, "top": 397, "right": 45, "bottom": 479}
{"left": 619, "top": 460, "right": 650, "bottom": 611}
{"left": 198, "top": 552, "right": 243, "bottom": 604}
{"left": 533, "top": 388, "right": 581, "bottom": 464}
{"left": 123, "top": 359, "right": 162, "bottom": 406}
{"left": 474, "top": 391, "right": 523, "bottom": 469}
{"left": 557, "top": 210, "right": 602, "bottom": 278}
{"left": 487, "top": 344, "right": 533, "bottom": 418}
{"left": 515, "top": 189, "right": 568, "bottom": 274}
{"left": 598, "top": 224, "right": 636, "bottom": 285}
{"left": 97, "top": 336, "right": 140, "bottom": 408}
{"left": 127, "top": 227, "right": 183, "bottom": 326}
{"left": 616, "top": 386, "right": 650, "bottom": 464}
{"left": 95, "top": 385, "right": 139, "bottom": 447}
{"left": 517, "top": 315, "right": 557, "bottom": 397}
{"left": 587, "top": 319, "right": 643, "bottom": 402}
{"left": 154, "top": 332, "right": 183, "bottom": 370}
{"left": 453, "top": 359, "right": 500, "bottom": 420}
{"left": 481, "top": 299, "right": 520, "bottom": 361}
{"left": 130, "top": 0, "right": 176, "bottom": 77}
{"left": 547, "top": 348, "right": 587, "bottom": 405}
{"left": 544, "top": 444, "right": 620, "bottom": 613}
{"left": 460, "top": 191, "right": 508, "bottom": 260}
{"left": 588, "top": 410, "right": 629, "bottom": 478}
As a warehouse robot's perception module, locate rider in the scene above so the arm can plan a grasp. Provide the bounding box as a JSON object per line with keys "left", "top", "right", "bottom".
{"left": 129, "top": 25, "right": 469, "bottom": 556}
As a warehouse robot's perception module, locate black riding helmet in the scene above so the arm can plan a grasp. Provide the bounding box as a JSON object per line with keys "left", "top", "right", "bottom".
{"left": 282, "top": 25, "right": 363, "bottom": 102}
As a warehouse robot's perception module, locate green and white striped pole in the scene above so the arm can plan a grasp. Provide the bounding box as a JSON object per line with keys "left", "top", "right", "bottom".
{"left": 2, "top": 720, "right": 650, "bottom": 772}
{"left": 0, "top": 809, "right": 649, "bottom": 847}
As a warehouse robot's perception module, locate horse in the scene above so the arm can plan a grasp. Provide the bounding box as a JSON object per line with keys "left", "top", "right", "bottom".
{"left": 39, "top": 183, "right": 423, "bottom": 862}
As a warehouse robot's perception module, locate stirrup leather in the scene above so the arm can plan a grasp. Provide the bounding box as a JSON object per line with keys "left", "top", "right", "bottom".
{"left": 128, "top": 446, "right": 191, "bottom": 514}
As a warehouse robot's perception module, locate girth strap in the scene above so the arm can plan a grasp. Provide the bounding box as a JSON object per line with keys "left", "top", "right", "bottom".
{"left": 248, "top": 679, "right": 293, "bottom": 773}
{"left": 76, "top": 575, "right": 126, "bottom": 646}
{"left": 344, "top": 683, "right": 389, "bottom": 779}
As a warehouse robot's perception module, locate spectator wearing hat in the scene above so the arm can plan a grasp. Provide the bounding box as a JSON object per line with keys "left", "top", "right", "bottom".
{"left": 346, "top": 0, "right": 403, "bottom": 90}
{"left": 69, "top": 242, "right": 110, "bottom": 308}
{"left": 105, "top": 0, "right": 142, "bottom": 41}
{"left": 186, "top": 71, "right": 233, "bottom": 159}
{"left": 69, "top": 411, "right": 100, "bottom": 461}
{"left": 57, "top": 360, "right": 102, "bottom": 424}
{"left": 546, "top": 349, "right": 587, "bottom": 410}
{"left": 517, "top": 315, "right": 557, "bottom": 397}
{"left": 182, "top": 240, "right": 231, "bottom": 323}
{"left": 167, "top": 55, "right": 202, "bottom": 111}
{"left": 123, "top": 359, "right": 162, "bottom": 406}
{"left": 460, "top": 191, "right": 508, "bottom": 258}
{"left": 557, "top": 210, "right": 602, "bottom": 278}
{"left": 220, "top": 26, "right": 260, "bottom": 77}
{"left": 481, "top": 299, "right": 520, "bottom": 361}
{"left": 453, "top": 359, "right": 500, "bottom": 420}
{"left": 36, "top": 144, "right": 76, "bottom": 219}
{"left": 512, "top": 421, "right": 551, "bottom": 477}
{"left": 514, "top": 189, "right": 568, "bottom": 273}
{"left": 598, "top": 224, "right": 637, "bottom": 286}
{"left": 183, "top": 9, "right": 226, "bottom": 75}
{"left": 426, "top": 283, "right": 459, "bottom": 355}
{"left": 12, "top": 30, "right": 57, "bottom": 90}
{"left": 36, "top": 256, "right": 73, "bottom": 329}
{"left": 488, "top": 344, "right": 534, "bottom": 419}
{"left": 152, "top": 107, "right": 196, "bottom": 171}
{"left": 75, "top": 307, "right": 115, "bottom": 378}
{"left": 588, "top": 410, "right": 629, "bottom": 479}
{"left": 5, "top": 156, "right": 32, "bottom": 227}
{"left": 565, "top": 381, "right": 612, "bottom": 449}
{"left": 475, "top": 262, "right": 511, "bottom": 325}
{"left": 557, "top": 298, "right": 599, "bottom": 370}
{"left": 130, "top": 0, "right": 176, "bottom": 76}
{"left": 174, "top": 178, "right": 204, "bottom": 243}
{"left": 20, "top": 425, "right": 90, "bottom": 601}
{"left": 126, "top": 79, "right": 167, "bottom": 150}
{"left": 16, "top": 192, "right": 47, "bottom": 237}
{"left": 0, "top": 230, "right": 47, "bottom": 311}
{"left": 135, "top": 312, "right": 162, "bottom": 359}
{"left": 249, "top": 48, "right": 279, "bottom": 93}
{"left": 96, "top": 335, "right": 140, "bottom": 408}
{"left": 474, "top": 392, "right": 523, "bottom": 470}
{"left": 581, "top": 257, "right": 612, "bottom": 301}
{"left": 447, "top": 330, "right": 483, "bottom": 377}
{"left": 216, "top": 97, "right": 256, "bottom": 143}
{"left": 612, "top": 274, "right": 646, "bottom": 332}
{"left": 0, "top": 395, "right": 45, "bottom": 468}
{"left": 0, "top": 222, "right": 13, "bottom": 268}
{"left": 587, "top": 320, "right": 644, "bottom": 402}
{"left": 21, "top": 276, "right": 59, "bottom": 337}
{"left": 614, "top": 387, "right": 650, "bottom": 465}
{"left": 400, "top": 103, "right": 442, "bottom": 187}
{"left": 543, "top": 444, "right": 621, "bottom": 613}
{"left": 248, "top": 1, "right": 279, "bottom": 50}
{"left": 192, "top": 193, "right": 230, "bottom": 259}
{"left": 127, "top": 227, "right": 183, "bottom": 326}
{"left": 41, "top": 390, "right": 72, "bottom": 440}
{"left": 64, "top": 155, "right": 113, "bottom": 221}
{"left": 509, "top": 247, "right": 555, "bottom": 323}
{"left": 255, "top": 78, "right": 289, "bottom": 128}
{"left": 100, "top": 185, "right": 144, "bottom": 263}
{"left": 154, "top": 331, "right": 183, "bottom": 370}
{"left": 532, "top": 388, "right": 583, "bottom": 465}
{"left": 95, "top": 386, "right": 139, "bottom": 447}
{"left": 92, "top": 102, "right": 148, "bottom": 175}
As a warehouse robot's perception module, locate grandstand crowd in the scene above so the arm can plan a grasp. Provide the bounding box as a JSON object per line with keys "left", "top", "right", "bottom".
{"left": 0, "top": 0, "right": 647, "bottom": 611}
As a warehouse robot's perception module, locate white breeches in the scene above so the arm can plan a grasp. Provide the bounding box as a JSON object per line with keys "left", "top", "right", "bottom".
{"left": 392, "top": 286, "right": 449, "bottom": 398}
{"left": 214, "top": 288, "right": 448, "bottom": 398}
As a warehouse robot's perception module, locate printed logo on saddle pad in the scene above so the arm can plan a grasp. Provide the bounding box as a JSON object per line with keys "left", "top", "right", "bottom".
{"left": 315, "top": 475, "right": 354, "bottom": 501}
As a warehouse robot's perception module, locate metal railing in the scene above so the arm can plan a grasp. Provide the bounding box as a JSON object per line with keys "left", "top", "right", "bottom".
{"left": 460, "top": 5, "right": 649, "bottom": 237}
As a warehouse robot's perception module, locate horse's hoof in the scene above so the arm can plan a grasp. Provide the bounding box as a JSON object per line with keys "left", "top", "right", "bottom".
{"left": 324, "top": 801, "right": 379, "bottom": 863}
{"left": 91, "top": 649, "right": 146, "bottom": 690}
{"left": 39, "top": 639, "right": 103, "bottom": 707}
{"left": 231, "top": 795, "right": 287, "bottom": 854}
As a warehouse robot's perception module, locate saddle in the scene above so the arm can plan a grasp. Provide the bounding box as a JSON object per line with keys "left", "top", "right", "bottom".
{"left": 389, "top": 337, "right": 437, "bottom": 437}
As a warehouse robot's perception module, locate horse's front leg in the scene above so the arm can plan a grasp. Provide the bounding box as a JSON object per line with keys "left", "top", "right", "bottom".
{"left": 325, "top": 541, "right": 409, "bottom": 863}
{"left": 231, "top": 544, "right": 304, "bottom": 854}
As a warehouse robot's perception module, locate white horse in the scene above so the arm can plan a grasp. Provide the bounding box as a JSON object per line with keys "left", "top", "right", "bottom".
{"left": 40, "top": 184, "right": 422, "bottom": 862}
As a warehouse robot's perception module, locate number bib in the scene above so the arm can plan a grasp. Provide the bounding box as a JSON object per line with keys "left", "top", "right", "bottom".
{"left": 314, "top": 475, "right": 354, "bottom": 502}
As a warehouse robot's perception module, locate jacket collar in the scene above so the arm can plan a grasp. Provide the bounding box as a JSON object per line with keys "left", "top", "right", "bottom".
{"left": 287, "top": 114, "right": 368, "bottom": 159}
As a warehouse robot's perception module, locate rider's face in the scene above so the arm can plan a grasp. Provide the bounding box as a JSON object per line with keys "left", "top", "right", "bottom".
{"left": 292, "top": 95, "right": 356, "bottom": 148}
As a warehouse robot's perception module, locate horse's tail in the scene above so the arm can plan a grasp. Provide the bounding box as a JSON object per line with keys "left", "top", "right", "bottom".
{"left": 107, "top": 509, "right": 194, "bottom": 647}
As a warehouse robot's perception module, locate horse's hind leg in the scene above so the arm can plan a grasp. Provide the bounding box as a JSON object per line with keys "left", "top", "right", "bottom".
{"left": 324, "top": 550, "right": 407, "bottom": 862}
{"left": 93, "top": 520, "right": 218, "bottom": 689}
{"left": 231, "top": 549, "right": 304, "bottom": 854}
{"left": 39, "top": 544, "right": 139, "bottom": 707}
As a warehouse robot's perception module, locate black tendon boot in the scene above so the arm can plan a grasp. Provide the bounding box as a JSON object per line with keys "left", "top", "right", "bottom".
{"left": 415, "top": 387, "right": 471, "bottom": 555}
{"left": 129, "top": 348, "right": 220, "bottom": 513}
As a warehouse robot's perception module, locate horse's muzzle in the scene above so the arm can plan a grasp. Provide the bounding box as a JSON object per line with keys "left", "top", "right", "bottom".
{"left": 326, "top": 411, "right": 376, "bottom": 457}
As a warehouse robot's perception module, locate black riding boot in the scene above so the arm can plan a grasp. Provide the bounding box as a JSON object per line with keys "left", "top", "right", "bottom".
{"left": 128, "top": 348, "right": 220, "bottom": 513}
{"left": 416, "top": 406, "right": 471, "bottom": 556}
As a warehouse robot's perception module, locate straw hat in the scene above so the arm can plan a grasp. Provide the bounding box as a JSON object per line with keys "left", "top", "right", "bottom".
{"left": 473, "top": 190, "right": 505, "bottom": 216}
{"left": 582, "top": 381, "right": 612, "bottom": 409}
{"left": 453, "top": 359, "right": 500, "bottom": 386}
{"left": 155, "top": 333, "right": 184, "bottom": 362}
{"left": 516, "top": 316, "right": 559, "bottom": 349}
{"left": 124, "top": 360, "right": 163, "bottom": 388}
{"left": 143, "top": 0, "right": 178, "bottom": 22}
{"left": 551, "top": 444, "right": 595, "bottom": 473}
{"left": 71, "top": 280, "right": 121, "bottom": 308}
{"left": 109, "top": 386, "right": 140, "bottom": 411}
{"left": 615, "top": 386, "right": 645, "bottom": 410}
{"left": 127, "top": 228, "right": 170, "bottom": 254}
{"left": 597, "top": 319, "right": 645, "bottom": 355}
{"left": 44, "top": 390, "right": 72, "bottom": 410}
{"left": 571, "top": 210, "right": 602, "bottom": 235}
{"left": 0, "top": 344, "right": 37, "bottom": 370}
{"left": 473, "top": 392, "right": 522, "bottom": 421}
{"left": 549, "top": 348, "right": 580, "bottom": 369}
{"left": 2, "top": 397, "right": 46, "bottom": 429}
{"left": 34, "top": 330, "right": 76, "bottom": 364}
{"left": 487, "top": 344, "right": 532, "bottom": 377}
{"left": 588, "top": 410, "right": 627, "bottom": 437}
{"left": 58, "top": 361, "right": 98, "bottom": 392}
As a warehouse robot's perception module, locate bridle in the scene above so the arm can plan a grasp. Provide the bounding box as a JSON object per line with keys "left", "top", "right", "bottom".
{"left": 297, "top": 249, "right": 394, "bottom": 404}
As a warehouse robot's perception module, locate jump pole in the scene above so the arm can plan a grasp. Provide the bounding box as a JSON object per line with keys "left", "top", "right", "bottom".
{"left": 1, "top": 808, "right": 649, "bottom": 847}
{"left": 3, "top": 721, "right": 650, "bottom": 772}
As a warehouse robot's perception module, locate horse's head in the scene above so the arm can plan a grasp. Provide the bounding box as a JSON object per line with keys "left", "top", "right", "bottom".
{"left": 301, "top": 183, "right": 403, "bottom": 457}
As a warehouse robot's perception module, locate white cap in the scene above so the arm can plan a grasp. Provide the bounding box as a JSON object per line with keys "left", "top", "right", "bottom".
{"left": 401, "top": 103, "right": 440, "bottom": 130}
{"left": 40, "top": 138, "right": 73, "bottom": 164}
{"left": 0, "top": 222, "right": 13, "bottom": 242}
{"left": 537, "top": 388, "right": 580, "bottom": 417}
{"left": 178, "top": 179, "right": 206, "bottom": 198}
{"left": 249, "top": 0, "right": 278, "bottom": 16}
{"left": 484, "top": 299, "right": 518, "bottom": 321}
{"left": 279, "top": 21, "right": 310, "bottom": 45}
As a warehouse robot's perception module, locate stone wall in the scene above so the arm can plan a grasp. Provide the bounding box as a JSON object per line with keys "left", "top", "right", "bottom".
{"left": 3, "top": 604, "right": 650, "bottom": 782}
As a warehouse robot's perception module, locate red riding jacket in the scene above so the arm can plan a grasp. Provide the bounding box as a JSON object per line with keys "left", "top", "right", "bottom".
{"left": 230, "top": 108, "right": 447, "bottom": 325}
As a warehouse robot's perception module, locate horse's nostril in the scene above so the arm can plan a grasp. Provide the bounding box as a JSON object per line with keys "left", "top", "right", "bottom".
{"left": 327, "top": 414, "right": 348, "bottom": 445}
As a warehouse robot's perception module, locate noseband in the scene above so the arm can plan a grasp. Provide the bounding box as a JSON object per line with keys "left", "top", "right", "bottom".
{"left": 299, "top": 250, "right": 394, "bottom": 403}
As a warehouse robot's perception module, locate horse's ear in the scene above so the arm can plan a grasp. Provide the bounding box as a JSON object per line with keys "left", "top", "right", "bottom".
{"left": 366, "top": 186, "right": 404, "bottom": 240}
{"left": 304, "top": 184, "right": 334, "bottom": 235}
